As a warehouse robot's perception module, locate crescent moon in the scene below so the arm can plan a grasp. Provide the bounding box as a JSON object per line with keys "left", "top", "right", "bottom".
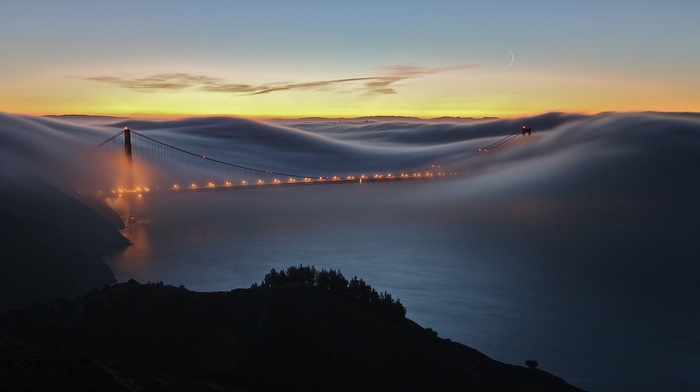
{"left": 506, "top": 50, "right": 515, "bottom": 70}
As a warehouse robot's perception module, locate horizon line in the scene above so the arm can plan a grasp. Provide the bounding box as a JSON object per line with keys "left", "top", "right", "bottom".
{"left": 8, "top": 109, "right": 699, "bottom": 122}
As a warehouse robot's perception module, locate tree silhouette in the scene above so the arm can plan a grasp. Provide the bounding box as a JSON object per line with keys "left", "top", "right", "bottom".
{"left": 254, "top": 265, "right": 406, "bottom": 318}
{"left": 525, "top": 359, "right": 539, "bottom": 369}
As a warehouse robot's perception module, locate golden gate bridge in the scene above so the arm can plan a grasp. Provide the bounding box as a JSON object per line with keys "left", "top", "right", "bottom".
{"left": 97, "top": 125, "right": 532, "bottom": 223}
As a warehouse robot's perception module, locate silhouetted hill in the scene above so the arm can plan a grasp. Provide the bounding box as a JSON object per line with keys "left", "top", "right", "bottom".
{"left": 0, "top": 280, "right": 584, "bottom": 392}
{"left": 0, "top": 175, "right": 130, "bottom": 255}
{"left": 0, "top": 173, "right": 127, "bottom": 308}
{"left": 0, "top": 340, "right": 244, "bottom": 392}
{"left": 0, "top": 213, "right": 116, "bottom": 308}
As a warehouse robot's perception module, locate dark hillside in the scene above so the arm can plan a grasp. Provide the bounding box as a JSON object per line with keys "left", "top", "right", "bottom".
{"left": 0, "top": 213, "right": 116, "bottom": 308}
{"left": 0, "top": 176, "right": 130, "bottom": 255}
{"left": 0, "top": 279, "right": 583, "bottom": 392}
{"left": 0, "top": 340, "right": 243, "bottom": 392}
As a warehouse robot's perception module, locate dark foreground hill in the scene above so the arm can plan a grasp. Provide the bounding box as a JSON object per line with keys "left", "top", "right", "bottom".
{"left": 0, "top": 280, "right": 583, "bottom": 392}
{"left": 0, "top": 339, "right": 243, "bottom": 392}
{"left": 0, "top": 212, "right": 117, "bottom": 308}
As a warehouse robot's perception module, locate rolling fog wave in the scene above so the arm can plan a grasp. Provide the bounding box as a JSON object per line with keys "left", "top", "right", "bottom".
{"left": 4, "top": 109, "right": 698, "bottom": 298}
{"left": 4, "top": 110, "right": 699, "bottom": 196}
{"left": 2, "top": 110, "right": 700, "bottom": 391}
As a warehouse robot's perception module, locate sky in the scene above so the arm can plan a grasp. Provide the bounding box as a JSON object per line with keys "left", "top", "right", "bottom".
{"left": 1, "top": 1, "right": 699, "bottom": 119}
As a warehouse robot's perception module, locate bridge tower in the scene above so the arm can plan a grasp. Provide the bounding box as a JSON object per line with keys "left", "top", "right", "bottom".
{"left": 123, "top": 127, "right": 137, "bottom": 224}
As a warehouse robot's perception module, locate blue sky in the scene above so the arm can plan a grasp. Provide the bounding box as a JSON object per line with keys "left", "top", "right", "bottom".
{"left": 1, "top": 1, "right": 698, "bottom": 118}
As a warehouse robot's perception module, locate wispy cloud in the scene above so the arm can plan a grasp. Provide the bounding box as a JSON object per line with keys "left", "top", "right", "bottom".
{"left": 359, "top": 65, "right": 478, "bottom": 95}
{"left": 85, "top": 64, "right": 478, "bottom": 96}
{"left": 85, "top": 73, "right": 224, "bottom": 91}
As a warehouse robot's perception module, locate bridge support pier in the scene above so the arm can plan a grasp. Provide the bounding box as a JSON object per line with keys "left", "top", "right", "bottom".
{"left": 124, "top": 127, "right": 137, "bottom": 224}
{"left": 126, "top": 195, "right": 137, "bottom": 224}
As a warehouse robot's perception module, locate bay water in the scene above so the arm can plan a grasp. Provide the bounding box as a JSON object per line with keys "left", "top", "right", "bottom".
{"left": 105, "top": 179, "right": 700, "bottom": 392}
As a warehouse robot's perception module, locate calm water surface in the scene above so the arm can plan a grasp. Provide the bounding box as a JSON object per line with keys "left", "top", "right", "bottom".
{"left": 105, "top": 180, "right": 700, "bottom": 392}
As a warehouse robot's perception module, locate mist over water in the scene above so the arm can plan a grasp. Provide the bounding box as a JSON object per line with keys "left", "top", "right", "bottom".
{"left": 2, "top": 111, "right": 700, "bottom": 391}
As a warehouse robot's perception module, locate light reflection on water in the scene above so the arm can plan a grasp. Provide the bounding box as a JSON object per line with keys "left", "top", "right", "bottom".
{"left": 105, "top": 180, "right": 700, "bottom": 392}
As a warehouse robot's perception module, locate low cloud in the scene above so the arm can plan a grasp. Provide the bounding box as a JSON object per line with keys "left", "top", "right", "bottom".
{"left": 85, "top": 64, "right": 478, "bottom": 96}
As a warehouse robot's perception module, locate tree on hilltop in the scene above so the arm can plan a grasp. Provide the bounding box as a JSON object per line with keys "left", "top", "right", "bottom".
{"left": 253, "top": 265, "right": 406, "bottom": 319}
